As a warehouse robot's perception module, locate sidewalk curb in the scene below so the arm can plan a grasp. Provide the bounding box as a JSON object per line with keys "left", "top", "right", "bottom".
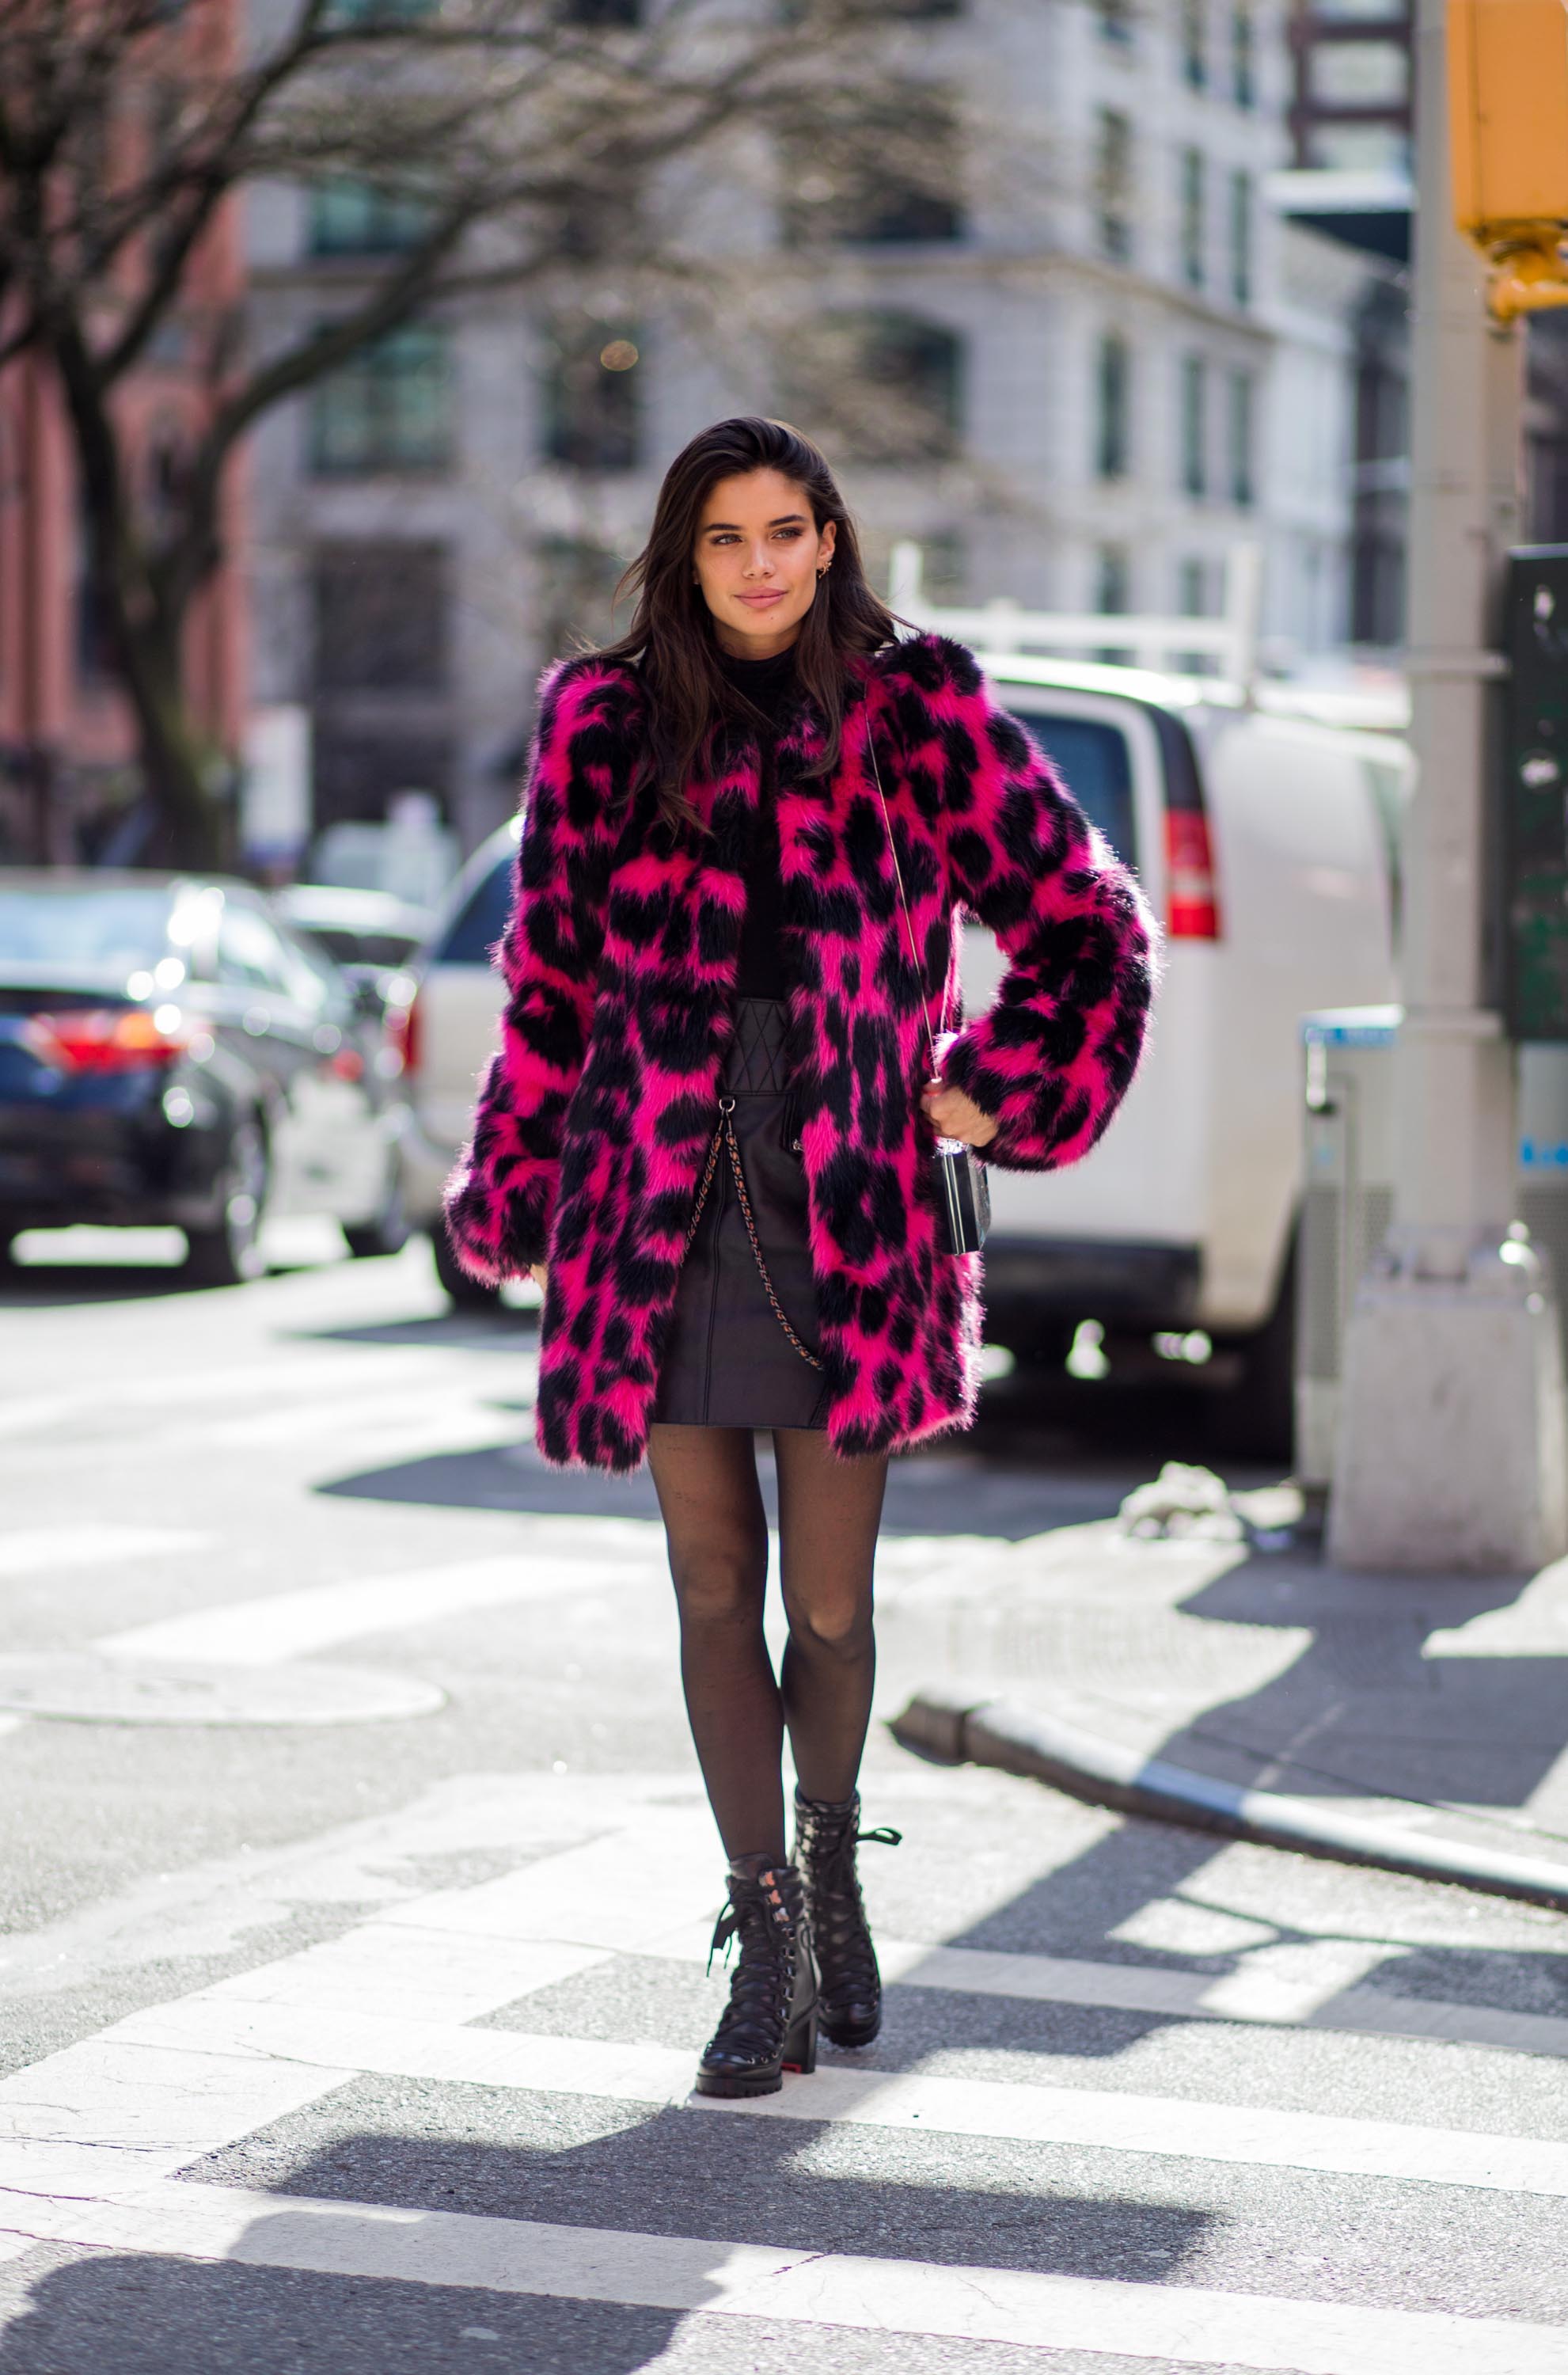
{"left": 891, "top": 1692, "right": 1568, "bottom": 1915}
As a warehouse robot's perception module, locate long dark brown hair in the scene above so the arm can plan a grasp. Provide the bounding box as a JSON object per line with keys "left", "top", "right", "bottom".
{"left": 600, "top": 416, "right": 899, "bottom": 834}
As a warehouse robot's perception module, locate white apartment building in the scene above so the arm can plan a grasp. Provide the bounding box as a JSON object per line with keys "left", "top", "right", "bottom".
{"left": 246, "top": 0, "right": 1376, "bottom": 859}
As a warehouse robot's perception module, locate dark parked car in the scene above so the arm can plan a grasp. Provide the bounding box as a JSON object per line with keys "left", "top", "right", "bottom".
{"left": 0, "top": 870, "right": 408, "bottom": 1283}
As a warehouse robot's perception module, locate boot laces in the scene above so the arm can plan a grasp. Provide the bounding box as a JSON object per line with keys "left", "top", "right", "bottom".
{"left": 705, "top": 1870, "right": 799, "bottom": 2052}
{"left": 797, "top": 1810, "right": 900, "bottom": 1993}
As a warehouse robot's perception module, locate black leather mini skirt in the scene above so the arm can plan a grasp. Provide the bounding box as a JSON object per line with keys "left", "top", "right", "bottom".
{"left": 652, "top": 997, "right": 830, "bottom": 1431}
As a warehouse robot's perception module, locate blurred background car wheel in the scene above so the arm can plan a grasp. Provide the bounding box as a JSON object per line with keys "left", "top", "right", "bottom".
{"left": 182, "top": 1115, "right": 269, "bottom": 1288}
{"left": 342, "top": 1161, "right": 410, "bottom": 1260}
{"left": 430, "top": 1223, "right": 500, "bottom": 1310}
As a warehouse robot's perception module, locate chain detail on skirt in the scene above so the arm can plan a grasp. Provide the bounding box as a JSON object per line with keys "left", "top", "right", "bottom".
{"left": 652, "top": 997, "right": 830, "bottom": 1431}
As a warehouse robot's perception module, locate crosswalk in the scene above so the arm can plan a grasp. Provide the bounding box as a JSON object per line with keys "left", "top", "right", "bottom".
{"left": 1, "top": 1783, "right": 1565, "bottom": 2373}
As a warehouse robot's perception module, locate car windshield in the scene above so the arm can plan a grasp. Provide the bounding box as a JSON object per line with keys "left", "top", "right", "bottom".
{"left": 435, "top": 857, "right": 513, "bottom": 965}
{"left": 1010, "top": 713, "right": 1138, "bottom": 868}
{"left": 303, "top": 925, "right": 424, "bottom": 969}
{"left": 0, "top": 887, "right": 171, "bottom": 978}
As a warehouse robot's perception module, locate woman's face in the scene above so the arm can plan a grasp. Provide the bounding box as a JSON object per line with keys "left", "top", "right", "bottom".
{"left": 693, "top": 468, "right": 837, "bottom": 658}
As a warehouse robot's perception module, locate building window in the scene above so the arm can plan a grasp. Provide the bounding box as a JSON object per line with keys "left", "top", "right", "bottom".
{"left": 856, "top": 314, "right": 963, "bottom": 460}
{"left": 313, "top": 728, "right": 453, "bottom": 828}
{"left": 535, "top": 538, "right": 627, "bottom": 656}
{"left": 1231, "top": 0, "right": 1255, "bottom": 107}
{"left": 1095, "top": 544, "right": 1131, "bottom": 614}
{"left": 542, "top": 325, "right": 641, "bottom": 470}
{"left": 1180, "top": 354, "right": 1208, "bottom": 497}
{"left": 1095, "top": 334, "right": 1130, "bottom": 479}
{"left": 1228, "top": 169, "right": 1252, "bottom": 306}
{"left": 311, "top": 542, "right": 450, "bottom": 694}
{"left": 309, "top": 180, "right": 429, "bottom": 257}
{"left": 1095, "top": 108, "right": 1133, "bottom": 263}
{"left": 309, "top": 325, "right": 452, "bottom": 476}
{"left": 1181, "top": 0, "right": 1207, "bottom": 89}
{"left": 784, "top": 92, "right": 962, "bottom": 245}
{"left": 322, "top": 0, "right": 436, "bottom": 23}
{"left": 789, "top": 312, "right": 963, "bottom": 464}
{"left": 1228, "top": 370, "right": 1255, "bottom": 507}
{"left": 1179, "top": 147, "right": 1206, "bottom": 288}
{"left": 1098, "top": 0, "right": 1133, "bottom": 44}
{"left": 1176, "top": 555, "right": 1216, "bottom": 666}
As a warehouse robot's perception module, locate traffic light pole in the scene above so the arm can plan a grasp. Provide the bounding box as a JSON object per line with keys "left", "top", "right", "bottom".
{"left": 1328, "top": 0, "right": 1568, "bottom": 1571}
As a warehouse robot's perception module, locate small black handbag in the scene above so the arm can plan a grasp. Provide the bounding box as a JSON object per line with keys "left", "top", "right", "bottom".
{"left": 864, "top": 737, "right": 991, "bottom": 1257}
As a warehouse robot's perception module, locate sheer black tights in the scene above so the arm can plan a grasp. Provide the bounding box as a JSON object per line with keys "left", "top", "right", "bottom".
{"left": 647, "top": 1424, "right": 890, "bottom": 1864}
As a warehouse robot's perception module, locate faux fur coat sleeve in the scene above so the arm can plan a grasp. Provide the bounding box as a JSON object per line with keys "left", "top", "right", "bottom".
{"left": 442, "top": 656, "right": 638, "bottom": 1283}
{"left": 912, "top": 638, "right": 1158, "bottom": 1172}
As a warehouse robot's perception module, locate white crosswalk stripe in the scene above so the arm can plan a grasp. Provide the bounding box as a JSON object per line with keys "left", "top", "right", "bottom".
{"left": 93, "top": 1522, "right": 666, "bottom": 1666}
{"left": 99, "top": 1991, "right": 1568, "bottom": 2196}
{"left": 2, "top": 1797, "right": 1567, "bottom": 2371}
{"left": 0, "top": 2179, "right": 1562, "bottom": 2375}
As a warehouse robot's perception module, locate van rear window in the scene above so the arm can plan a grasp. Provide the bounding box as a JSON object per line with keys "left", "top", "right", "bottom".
{"left": 435, "top": 855, "right": 514, "bottom": 965}
{"left": 1012, "top": 713, "right": 1137, "bottom": 868}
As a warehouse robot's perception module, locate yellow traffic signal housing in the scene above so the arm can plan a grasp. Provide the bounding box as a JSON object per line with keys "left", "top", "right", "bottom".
{"left": 1449, "top": 0, "right": 1568, "bottom": 317}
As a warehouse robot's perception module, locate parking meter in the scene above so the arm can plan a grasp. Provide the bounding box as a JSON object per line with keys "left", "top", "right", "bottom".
{"left": 1503, "top": 545, "right": 1568, "bottom": 1041}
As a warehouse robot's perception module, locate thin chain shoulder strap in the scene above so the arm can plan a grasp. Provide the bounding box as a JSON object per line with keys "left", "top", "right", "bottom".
{"left": 863, "top": 718, "right": 947, "bottom": 1077}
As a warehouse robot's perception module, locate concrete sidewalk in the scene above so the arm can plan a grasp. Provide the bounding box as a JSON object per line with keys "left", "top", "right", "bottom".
{"left": 875, "top": 1510, "right": 1568, "bottom": 1906}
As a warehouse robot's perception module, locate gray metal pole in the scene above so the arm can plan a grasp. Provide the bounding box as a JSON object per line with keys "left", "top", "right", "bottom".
{"left": 1328, "top": 0, "right": 1567, "bottom": 1572}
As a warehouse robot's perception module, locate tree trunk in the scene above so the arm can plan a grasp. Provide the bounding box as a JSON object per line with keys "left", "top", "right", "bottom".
{"left": 111, "top": 605, "right": 228, "bottom": 872}
{"left": 45, "top": 329, "right": 230, "bottom": 871}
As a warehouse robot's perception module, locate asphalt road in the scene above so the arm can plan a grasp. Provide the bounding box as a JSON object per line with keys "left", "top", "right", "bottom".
{"left": 0, "top": 1228, "right": 1565, "bottom": 2375}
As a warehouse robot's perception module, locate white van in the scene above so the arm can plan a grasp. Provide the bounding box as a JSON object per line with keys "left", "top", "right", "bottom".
{"left": 398, "top": 656, "right": 1408, "bottom": 1446}
{"left": 973, "top": 657, "right": 1407, "bottom": 1450}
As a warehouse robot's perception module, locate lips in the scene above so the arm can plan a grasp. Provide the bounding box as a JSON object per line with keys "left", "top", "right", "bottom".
{"left": 736, "top": 591, "right": 785, "bottom": 606}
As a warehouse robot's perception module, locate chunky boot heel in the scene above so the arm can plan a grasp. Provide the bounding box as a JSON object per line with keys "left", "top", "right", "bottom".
{"left": 781, "top": 1997, "right": 818, "bottom": 2076}
{"left": 697, "top": 1856, "right": 818, "bottom": 2099}
{"left": 793, "top": 1789, "right": 901, "bottom": 2050}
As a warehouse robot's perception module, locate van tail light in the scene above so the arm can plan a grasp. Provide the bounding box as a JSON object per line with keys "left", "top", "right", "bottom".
{"left": 25, "top": 1007, "right": 188, "bottom": 1074}
{"left": 1164, "top": 809, "right": 1221, "bottom": 940}
{"left": 386, "top": 990, "right": 422, "bottom": 1078}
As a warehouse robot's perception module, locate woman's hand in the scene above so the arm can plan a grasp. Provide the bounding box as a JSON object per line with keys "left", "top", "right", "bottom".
{"left": 920, "top": 1075, "right": 999, "bottom": 1150}
{"left": 529, "top": 1263, "right": 549, "bottom": 1290}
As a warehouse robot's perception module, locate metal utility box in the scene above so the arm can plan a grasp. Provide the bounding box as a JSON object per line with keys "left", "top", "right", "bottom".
{"left": 1502, "top": 546, "right": 1568, "bottom": 1041}
{"left": 1296, "top": 1007, "right": 1568, "bottom": 1485}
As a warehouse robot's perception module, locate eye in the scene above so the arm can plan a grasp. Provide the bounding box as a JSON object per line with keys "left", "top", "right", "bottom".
{"left": 774, "top": 526, "right": 803, "bottom": 541}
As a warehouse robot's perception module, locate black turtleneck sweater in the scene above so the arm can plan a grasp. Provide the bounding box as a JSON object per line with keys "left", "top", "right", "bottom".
{"left": 719, "top": 645, "right": 796, "bottom": 1001}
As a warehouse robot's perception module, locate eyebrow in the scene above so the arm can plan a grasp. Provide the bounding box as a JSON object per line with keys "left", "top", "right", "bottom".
{"left": 701, "top": 513, "right": 811, "bottom": 531}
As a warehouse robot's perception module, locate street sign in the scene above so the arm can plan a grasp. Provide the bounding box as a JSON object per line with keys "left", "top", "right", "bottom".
{"left": 1503, "top": 547, "right": 1568, "bottom": 1039}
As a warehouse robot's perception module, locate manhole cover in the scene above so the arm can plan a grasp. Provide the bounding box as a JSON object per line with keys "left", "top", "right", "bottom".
{"left": 0, "top": 1655, "right": 444, "bottom": 1727}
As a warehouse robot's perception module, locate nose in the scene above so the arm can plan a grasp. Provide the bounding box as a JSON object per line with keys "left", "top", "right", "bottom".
{"left": 742, "top": 543, "right": 776, "bottom": 580}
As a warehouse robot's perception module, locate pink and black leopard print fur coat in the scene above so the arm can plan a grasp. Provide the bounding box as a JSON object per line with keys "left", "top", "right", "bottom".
{"left": 445, "top": 633, "right": 1156, "bottom": 1473}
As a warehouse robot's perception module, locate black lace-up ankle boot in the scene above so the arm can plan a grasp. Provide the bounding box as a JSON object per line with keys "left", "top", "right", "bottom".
{"left": 792, "top": 1790, "right": 902, "bottom": 2050}
{"left": 696, "top": 1855, "right": 818, "bottom": 2099}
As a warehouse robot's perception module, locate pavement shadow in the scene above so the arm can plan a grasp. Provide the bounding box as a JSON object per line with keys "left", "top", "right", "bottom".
{"left": 0, "top": 2248, "right": 686, "bottom": 2374}
{"left": 294, "top": 1309, "right": 541, "bottom": 1353}
{"left": 313, "top": 1440, "right": 1137, "bottom": 1539}
{"left": 1155, "top": 1556, "right": 1568, "bottom": 1814}
{"left": 314, "top": 1430, "right": 1142, "bottom": 1539}
{"left": 938, "top": 1545, "right": 1568, "bottom": 2037}
{"left": 229, "top": 2118, "right": 1213, "bottom": 2278}
{"left": 0, "top": 1261, "right": 204, "bottom": 1309}
{"left": 0, "top": 2114, "right": 1217, "bottom": 2373}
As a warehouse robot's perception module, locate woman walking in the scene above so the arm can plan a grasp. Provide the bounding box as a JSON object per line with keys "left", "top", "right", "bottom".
{"left": 445, "top": 417, "right": 1155, "bottom": 2098}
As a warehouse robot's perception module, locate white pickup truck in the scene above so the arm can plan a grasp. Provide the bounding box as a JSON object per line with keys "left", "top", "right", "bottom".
{"left": 397, "top": 656, "right": 1408, "bottom": 1453}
